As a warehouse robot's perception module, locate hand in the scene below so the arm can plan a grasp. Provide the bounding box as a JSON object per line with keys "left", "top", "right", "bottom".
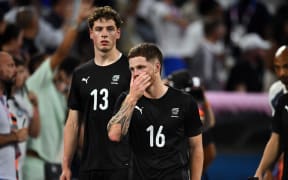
{"left": 77, "top": 0, "right": 94, "bottom": 23}
{"left": 13, "top": 128, "right": 29, "bottom": 142}
{"left": 254, "top": 172, "right": 263, "bottom": 180}
{"left": 129, "top": 72, "right": 151, "bottom": 101}
{"left": 60, "top": 168, "right": 72, "bottom": 180}
{"left": 28, "top": 91, "right": 38, "bottom": 107}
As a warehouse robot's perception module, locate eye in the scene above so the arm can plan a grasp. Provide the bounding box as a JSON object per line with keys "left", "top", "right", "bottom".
{"left": 107, "top": 26, "right": 116, "bottom": 32}
{"left": 94, "top": 27, "right": 102, "bottom": 32}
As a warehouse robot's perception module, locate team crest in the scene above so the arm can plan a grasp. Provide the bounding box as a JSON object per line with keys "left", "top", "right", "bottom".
{"left": 111, "top": 75, "right": 120, "bottom": 85}
{"left": 171, "top": 108, "right": 180, "bottom": 118}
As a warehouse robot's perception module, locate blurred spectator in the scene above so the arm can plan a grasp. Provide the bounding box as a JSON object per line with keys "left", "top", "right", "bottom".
{"left": 166, "top": 70, "right": 216, "bottom": 178}
{"left": 273, "top": 2, "right": 288, "bottom": 47}
{"left": 225, "top": 33, "right": 272, "bottom": 92}
{"left": 134, "top": 0, "right": 157, "bottom": 43}
{"left": 224, "top": 0, "right": 273, "bottom": 56}
{"left": 181, "top": 0, "right": 224, "bottom": 58}
{"left": 0, "top": 51, "right": 29, "bottom": 180}
{"left": 0, "top": 23, "right": 29, "bottom": 64}
{"left": 43, "top": 0, "right": 72, "bottom": 29}
{"left": 150, "top": 0, "right": 190, "bottom": 57}
{"left": 21, "top": 1, "right": 90, "bottom": 179}
{"left": 5, "top": 4, "right": 64, "bottom": 55}
{"left": 187, "top": 18, "right": 227, "bottom": 90}
{"left": 7, "top": 58, "right": 40, "bottom": 180}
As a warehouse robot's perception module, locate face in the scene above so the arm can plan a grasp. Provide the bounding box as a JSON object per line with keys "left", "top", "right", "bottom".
{"left": 89, "top": 18, "right": 120, "bottom": 53}
{"left": 14, "top": 65, "right": 29, "bottom": 89}
{"left": 0, "top": 53, "right": 16, "bottom": 84}
{"left": 129, "top": 56, "right": 160, "bottom": 85}
{"left": 54, "top": 70, "right": 71, "bottom": 96}
{"left": 274, "top": 54, "right": 288, "bottom": 86}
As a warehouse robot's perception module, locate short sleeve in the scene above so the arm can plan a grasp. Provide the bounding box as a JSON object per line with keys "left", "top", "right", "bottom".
{"left": 184, "top": 97, "right": 203, "bottom": 137}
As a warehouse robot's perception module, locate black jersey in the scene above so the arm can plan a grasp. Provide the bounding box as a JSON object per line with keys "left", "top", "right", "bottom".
{"left": 272, "top": 94, "right": 288, "bottom": 180}
{"left": 114, "top": 87, "right": 203, "bottom": 180}
{"left": 68, "top": 55, "right": 131, "bottom": 172}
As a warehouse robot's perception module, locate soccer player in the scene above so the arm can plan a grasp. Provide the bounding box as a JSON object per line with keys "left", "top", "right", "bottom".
{"left": 61, "top": 6, "right": 131, "bottom": 180}
{"left": 108, "top": 43, "right": 203, "bottom": 180}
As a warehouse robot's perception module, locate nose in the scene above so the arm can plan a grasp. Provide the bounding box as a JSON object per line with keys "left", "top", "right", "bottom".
{"left": 278, "top": 67, "right": 286, "bottom": 77}
{"left": 132, "top": 69, "right": 141, "bottom": 78}
{"left": 101, "top": 29, "right": 109, "bottom": 38}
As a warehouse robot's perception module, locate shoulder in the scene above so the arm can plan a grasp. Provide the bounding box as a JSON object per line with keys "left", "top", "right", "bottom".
{"left": 269, "top": 81, "right": 285, "bottom": 97}
{"left": 117, "top": 54, "right": 129, "bottom": 66}
{"left": 74, "top": 59, "right": 94, "bottom": 73}
{"left": 167, "top": 87, "right": 195, "bottom": 104}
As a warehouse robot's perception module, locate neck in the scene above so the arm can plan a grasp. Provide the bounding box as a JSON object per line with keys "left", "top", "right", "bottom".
{"left": 144, "top": 77, "right": 168, "bottom": 99}
{"left": 94, "top": 48, "right": 121, "bottom": 66}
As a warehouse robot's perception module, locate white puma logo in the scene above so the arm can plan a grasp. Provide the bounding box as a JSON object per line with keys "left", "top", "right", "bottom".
{"left": 135, "top": 106, "right": 144, "bottom": 115}
{"left": 81, "top": 76, "right": 90, "bottom": 84}
{"left": 285, "top": 105, "right": 288, "bottom": 112}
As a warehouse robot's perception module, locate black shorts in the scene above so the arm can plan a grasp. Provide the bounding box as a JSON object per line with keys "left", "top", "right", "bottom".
{"left": 79, "top": 168, "right": 130, "bottom": 180}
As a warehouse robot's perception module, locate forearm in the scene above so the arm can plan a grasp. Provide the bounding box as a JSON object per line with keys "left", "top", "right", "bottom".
{"left": 189, "top": 135, "right": 203, "bottom": 180}
{"left": 62, "top": 117, "right": 79, "bottom": 170}
{"left": 0, "top": 133, "right": 17, "bottom": 147}
{"left": 29, "top": 106, "right": 40, "bottom": 137}
{"left": 204, "top": 102, "right": 215, "bottom": 128}
{"left": 255, "top": 133, "right": 280, "bottom": 176}
{"left": 108, "top": 95, "right": 137, "bottom": 141}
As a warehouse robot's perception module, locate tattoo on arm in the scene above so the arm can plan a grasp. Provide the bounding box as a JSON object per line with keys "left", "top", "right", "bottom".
{"left": 107, "top": 98, "right": 135, "bottom": 135}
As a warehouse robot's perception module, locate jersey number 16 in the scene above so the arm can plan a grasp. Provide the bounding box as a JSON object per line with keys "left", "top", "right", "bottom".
{"left": 146, "top": 125, "right": 166, "bottom": 148}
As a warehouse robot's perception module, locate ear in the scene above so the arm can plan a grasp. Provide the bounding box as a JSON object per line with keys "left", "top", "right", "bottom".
{"left": 154, "top": 61, "right": 161, "bottom": 74}
{"left": 116, "top": 28, "right": 121, "bottom": 40}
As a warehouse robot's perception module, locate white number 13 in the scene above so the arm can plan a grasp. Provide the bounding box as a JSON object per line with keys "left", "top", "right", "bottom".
{"left": 146, "top": 125, "right": 165, "bottom": 148}
{"left": 90, "top": 88, "right": 109, "bottom": 110}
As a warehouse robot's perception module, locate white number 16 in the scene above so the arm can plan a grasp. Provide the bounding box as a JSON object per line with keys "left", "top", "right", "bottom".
{"left": 146, "top": 125, "right": 165, "bottom": 148}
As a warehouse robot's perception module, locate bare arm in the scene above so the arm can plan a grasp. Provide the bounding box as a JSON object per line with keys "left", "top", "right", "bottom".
{"left": 0, "top": 128, "right": 29, "bottom": 147}
{"left": 107, "top": 94, "right": 138, "bottom": 142}
{"left": 255, "top": 133, "right": 281, "bottom": 180}
{"left": 203, "top": 97, "right": 216, "bottom": 128}
{"left": 188, "top": 134, "right": 203, "bottom": 180}
{"left": 27, "top": 91, "right": 40, "bottom": 137}
{"left": 61, "top": 109, "right": 79, "bottom": 180}
{"left": 50, "top": 0, "right": 93, "bottom": 70}
{"left": 107, "top": 72, "right": 151, "bottom": 141}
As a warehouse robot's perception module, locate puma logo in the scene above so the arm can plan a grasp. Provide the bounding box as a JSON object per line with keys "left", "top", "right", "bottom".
{"left": 81, "top": 76, "right": 90, "bottom": 84}
{"left": 135, "top": 105, "right": 144, "bottom": 115}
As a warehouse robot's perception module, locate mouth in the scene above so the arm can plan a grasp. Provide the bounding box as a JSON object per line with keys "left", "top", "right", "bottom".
{"left": 100, "top": 40, "right": 109, "bottom": 46}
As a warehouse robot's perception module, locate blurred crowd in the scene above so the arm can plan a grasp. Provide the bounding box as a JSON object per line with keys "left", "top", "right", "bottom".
{"left": 0, "top": 0, "right": 287, "bottom": 92}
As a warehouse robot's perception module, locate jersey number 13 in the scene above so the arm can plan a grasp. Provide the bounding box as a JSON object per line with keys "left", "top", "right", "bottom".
{"left": 90, "top": 88, "right": 109, "bottom": 111}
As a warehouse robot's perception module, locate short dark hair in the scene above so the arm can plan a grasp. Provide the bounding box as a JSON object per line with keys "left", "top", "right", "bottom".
{"left": 0, "top": 23, "right": 21, "bottom": 47}
{"left": 128, "top": 43, "right": 163, "bottom": 68}
{"left": 87, "top": 6, "right": 123, "bottom": 29}
{"left": 59, "top": 56, "right": 81, "bottom": 76}
{"left": 16, "top": 7, "right": 35, "bottom": 29}
{"left": 29, "top": 53, "right": 47, "bottom": 74}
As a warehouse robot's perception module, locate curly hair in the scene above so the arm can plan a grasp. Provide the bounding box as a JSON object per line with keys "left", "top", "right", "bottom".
{"left": 87, "top": 6, "right": 123, "bottom": 29}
